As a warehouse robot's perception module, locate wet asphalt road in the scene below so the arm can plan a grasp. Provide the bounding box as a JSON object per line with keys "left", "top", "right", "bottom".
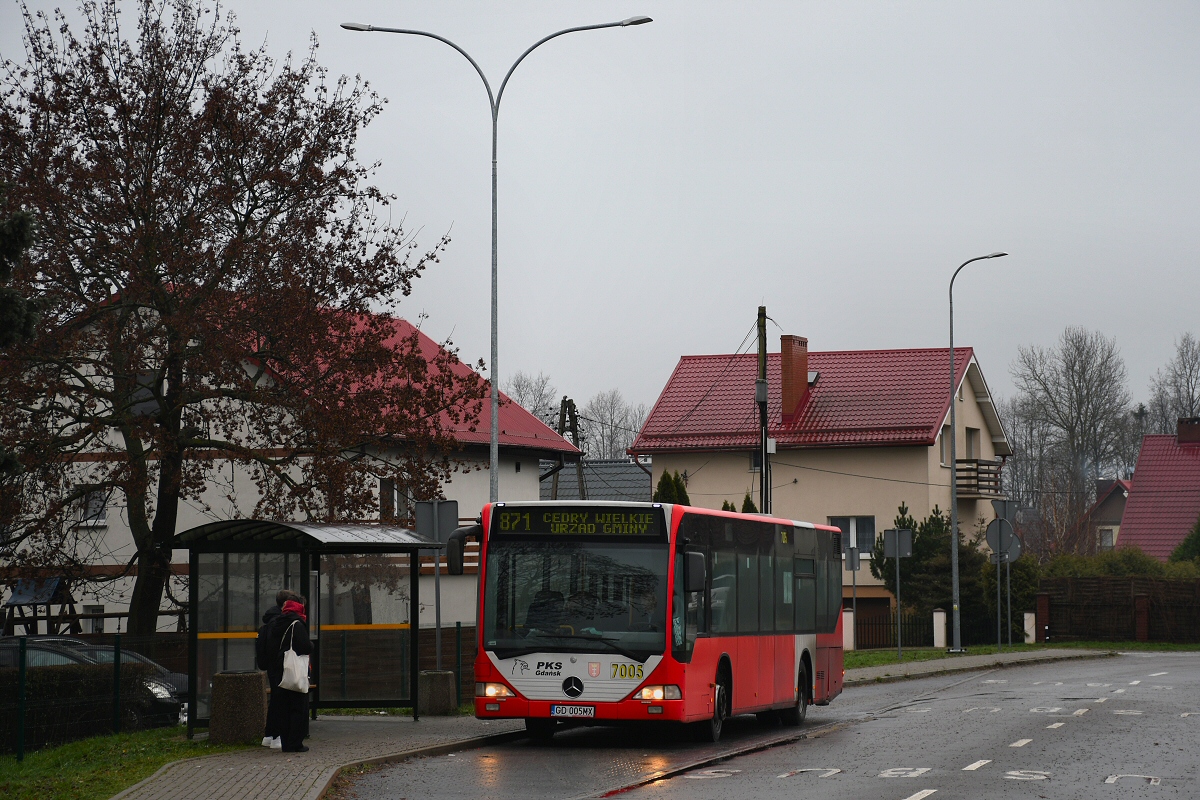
{"left": 349, "top": 652, "right": 1200, "bottom": 799}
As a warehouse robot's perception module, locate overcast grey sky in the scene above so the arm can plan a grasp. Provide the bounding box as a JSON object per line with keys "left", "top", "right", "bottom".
{"left": 4, "top": 1, "right": 1198, "bottom": 411}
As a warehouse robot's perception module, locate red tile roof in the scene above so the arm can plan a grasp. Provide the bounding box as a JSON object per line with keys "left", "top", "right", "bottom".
{"left": 631, "top": 347, "right": 974, "bottom": 452}
{"left": 382, "top": 318, "right": 579, "bottom": 456}
{"left": 1118, "top": 435, "right": 1200, "bottom": 561}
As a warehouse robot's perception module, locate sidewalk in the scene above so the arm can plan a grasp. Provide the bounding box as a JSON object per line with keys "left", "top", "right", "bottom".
{"left": 112, "top": 647, "right": 1113, "bottom": 800}
{"left": 843, "top": 647, "right": 1114, "bottom": 686}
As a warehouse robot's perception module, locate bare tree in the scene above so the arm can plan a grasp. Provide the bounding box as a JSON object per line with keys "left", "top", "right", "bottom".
{"left": 502, "top": 370, "right": 558, "bottom": 428}
{"left": 1148, "top": 332, "right": 1200, "bottom": 433}
{"left": 580, "top": 389, "right": 647, "bottom": 460}
{"left": 1008, "top": 327, "right": 1132, "bottom": 555}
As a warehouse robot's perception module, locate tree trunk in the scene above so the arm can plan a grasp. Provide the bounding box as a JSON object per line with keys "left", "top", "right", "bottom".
{"left": 127, "top": 548, "right": 169, "bottom": 636}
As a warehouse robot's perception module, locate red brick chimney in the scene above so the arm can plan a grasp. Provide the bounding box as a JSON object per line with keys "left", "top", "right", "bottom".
{"left": 781, "top": 335, "right": 809, "bottom": 424}
{"left": 1179, "top": 417, "right": 1200, "bottom": 445}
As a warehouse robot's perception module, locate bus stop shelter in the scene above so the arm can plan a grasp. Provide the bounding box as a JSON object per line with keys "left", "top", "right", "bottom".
{"left": 175, "top": 521, "right": 441, "bottom": 737}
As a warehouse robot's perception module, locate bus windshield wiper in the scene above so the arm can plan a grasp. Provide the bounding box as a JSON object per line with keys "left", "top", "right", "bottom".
{"left": 552, "top": 632, "right": 650, "bottom": 663}
{"left": 489, "top": 632, "right": 651, "bottom": 664}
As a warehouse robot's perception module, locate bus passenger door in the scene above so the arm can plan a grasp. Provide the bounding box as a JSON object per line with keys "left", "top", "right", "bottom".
{"left": 735, "top": 637, "right": 758, "bottom": 710}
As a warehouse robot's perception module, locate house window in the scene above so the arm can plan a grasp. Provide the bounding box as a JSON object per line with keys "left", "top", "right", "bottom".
{"left": 966, "top": 427, "right": 981, "bottom": 460}
{"left": 749, "top": 450, "right": 762, "bottom": 472}
{"left": 940, "top": 425, "right": 951, "bottom": 465}
{"left": 829, "top": 516, "right": 876, "bottom": 555}
{"left": 84, "top": 604, "right": 105, "bottom": 634}
{"left": 1099, "top": 528, "right": 1115, "bottom": 551}
{"left": 79, "top": 490, "right": 108, "bottom": 527}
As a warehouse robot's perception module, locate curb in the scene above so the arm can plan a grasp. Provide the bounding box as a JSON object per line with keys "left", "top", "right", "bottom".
{"left": 843, "top": 650, "right": 1118, "bottom": 687}
{"left": 307, "top": 729, "right": 528, "bottom": 800}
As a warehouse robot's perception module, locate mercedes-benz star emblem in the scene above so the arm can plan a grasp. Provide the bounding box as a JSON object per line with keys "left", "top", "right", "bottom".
{"left": 562, "top": 676, "right": 584, "bottom": 698}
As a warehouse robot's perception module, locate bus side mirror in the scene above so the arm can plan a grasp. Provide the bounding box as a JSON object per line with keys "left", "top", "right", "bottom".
{"left": 685, "top": 551, "right": 706, "bottom": 593}
{"left": 446, "top": 524, "right": 481, "bottom": 576}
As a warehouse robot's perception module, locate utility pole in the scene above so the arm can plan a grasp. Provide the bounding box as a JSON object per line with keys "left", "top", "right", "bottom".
{"left": 757, "top": 306, "right": 770, "bottom": 515}
{"left": 551, "top": 396, "right": 568, "bottom": 500}
{"left": 568, "top": 399, "right": 587, "bottom": 500}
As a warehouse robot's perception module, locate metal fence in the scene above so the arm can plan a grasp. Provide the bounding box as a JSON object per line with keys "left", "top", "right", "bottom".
{"left": 855, "top": 613, "right": 934, "bottom": 649}
{"left": 0, "top": 634, "right": 187, "bottom": 759}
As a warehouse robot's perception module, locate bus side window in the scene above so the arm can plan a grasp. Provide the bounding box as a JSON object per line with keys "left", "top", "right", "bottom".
{"left": 759, "top": 553, "right": 775, "bottom": 632}
{"left": 711, "top": 548, "right": 737, "bottom": 634}
{"left": 827, "top": 552, "right": 843, "bottom": 632}
{"left": 795, "top": 557, "right": 816, "bottom": 633}
{"left": 776, "top": 555, "right": 793, "bottom": 632}
{"left": 814, "top": 558, "right": 828, "bottom": 631}
{"left": 737, "top": 551, "right": 758, "bottom": 633}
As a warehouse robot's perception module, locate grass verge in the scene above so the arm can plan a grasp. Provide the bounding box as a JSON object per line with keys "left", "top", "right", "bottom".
{"left": 0, "top": 726, "right": 252, "bottom": 800}
{"left": 845, "top": 640, "right": 1200, "bottom": 671}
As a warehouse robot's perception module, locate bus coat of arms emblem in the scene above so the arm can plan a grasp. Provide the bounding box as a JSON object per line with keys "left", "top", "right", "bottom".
{"left": 588, "top": 662, "right": 601, "bottom": 678}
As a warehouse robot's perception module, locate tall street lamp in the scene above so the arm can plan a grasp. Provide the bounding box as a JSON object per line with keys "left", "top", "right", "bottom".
{"left": 342, "top": 17, "right": 652, "bottom": 502}
{"left": 948, "top": 251, "right": 1007, "bottom": 652}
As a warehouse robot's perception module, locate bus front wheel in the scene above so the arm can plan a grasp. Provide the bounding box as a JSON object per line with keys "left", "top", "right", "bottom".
{"left": 779, "top": 663, "right": 809, "bottom": 727}
{"left": 696, "top": 671, "right": 730, "bottom": 742}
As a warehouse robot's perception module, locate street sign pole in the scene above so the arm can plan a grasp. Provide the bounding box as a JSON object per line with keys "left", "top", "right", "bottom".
{"left": 896, "top": 547, "right": 902, "bottom": 660}
{"left": 884, "top": 529, "right": 913, "bottom": 662}
{"left": 1006, "top": 548, "right": 1013, "bottom": 648}
{"left": 996, "top": 536, "right": 1003, "bottom": 650}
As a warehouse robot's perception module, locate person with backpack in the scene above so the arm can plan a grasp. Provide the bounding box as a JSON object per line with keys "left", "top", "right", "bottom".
{"left": 267, "top": 594, "right": 313, "bottom": 753}
{"left": 256, "top": 589, "right": 292, "bottom": 749}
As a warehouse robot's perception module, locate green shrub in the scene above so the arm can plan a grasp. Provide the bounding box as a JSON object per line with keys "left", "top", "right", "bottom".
{"left": 1169, "top": 514, "right": 1200, "bottom": 563}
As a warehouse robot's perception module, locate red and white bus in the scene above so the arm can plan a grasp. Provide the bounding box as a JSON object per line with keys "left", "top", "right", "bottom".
{"left": 448, "top": 501, "right": 844, "bottom": 741}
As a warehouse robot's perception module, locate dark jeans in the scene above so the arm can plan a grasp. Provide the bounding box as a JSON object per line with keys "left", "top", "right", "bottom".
{"left": 264, "top": 687, "right": 284, "bottom": 739}
{"left": 276, "top": 687, "right": 309, "bottom": 751}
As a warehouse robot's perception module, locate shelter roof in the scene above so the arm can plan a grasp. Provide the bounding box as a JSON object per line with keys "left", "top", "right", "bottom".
{"left": 631, "top": 347, "right": 1009, "bottom": 453}
{"left": 1119, "top": 435, "right": 1200, "bottom": 560}
{"left": 175, "top": 520, "right": 440, "bottom": 552}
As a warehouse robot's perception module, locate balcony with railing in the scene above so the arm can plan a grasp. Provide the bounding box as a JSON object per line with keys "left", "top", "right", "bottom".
{"left": 955, "top": 459, "right": 1004, "bottom": 498}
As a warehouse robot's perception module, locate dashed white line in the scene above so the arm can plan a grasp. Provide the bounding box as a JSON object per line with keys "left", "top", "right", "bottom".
{"left": 901, "top": 791, "right": 938, "bottom": 800}
{"left": 962, "top": 760, "right": 991, "bottom": 771}
{"left": 1150, "top": 672, "right": 1168, "bottom": 676}
{"left": 1073, "top": 709, "right": 1089, "bottom": 716}
{"left": 1094, "top": 697, "right": 1108, "bottom": 703}
{"left": 1046, "top": 722, "right": 1065, "bottom": 729}
{"left": 1112, "top": 688, "right": 1126, "bottom": 694}
{"left": 1010, "top": 738, "right": 1033, "bottom": 747}
{"left": 1113, "top": 710, "right": 1143, "bottom": 715}
{"left": 1129, "top": 680, "right": 1141, "bottom": 685}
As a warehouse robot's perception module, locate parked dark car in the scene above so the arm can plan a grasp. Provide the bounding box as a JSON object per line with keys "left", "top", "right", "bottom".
{"left": 0, "top": 638, "right": 181, "bottom": 728}
{"left": 37, "top": 637, "right": 188, "bottom": 697}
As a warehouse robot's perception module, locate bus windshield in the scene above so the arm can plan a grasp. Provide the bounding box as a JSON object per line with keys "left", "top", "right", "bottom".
{"left": 482, "top": 539, "right": 669, "bottom": 663}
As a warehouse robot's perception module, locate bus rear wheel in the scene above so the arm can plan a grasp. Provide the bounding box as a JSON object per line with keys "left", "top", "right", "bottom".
{"left": 779, "top": 663, "right": 809, "bottom": 727}
{"left": 525, "top": 718, "right": 557, "bottom": 741}
{"left": 695, "top": 671, "right": 730, "bottom": 742}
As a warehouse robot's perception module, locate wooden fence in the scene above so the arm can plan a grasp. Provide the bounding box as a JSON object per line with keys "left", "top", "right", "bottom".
{"left": 1035, "top": 577, "right": 1200, "bottom": 643}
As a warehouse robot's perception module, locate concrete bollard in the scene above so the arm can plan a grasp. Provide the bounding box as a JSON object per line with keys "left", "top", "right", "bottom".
{"left": 933, "top": 609, "right": 946, "bottom": 649}
{"left": 209, "top": 670, "right": 267, "bottom": 745}
{"left": 1024, "top": 612, "right": 1036, "bottom": 644}
{"left": 418, "top": 670, "right": 457, "bottom": 715}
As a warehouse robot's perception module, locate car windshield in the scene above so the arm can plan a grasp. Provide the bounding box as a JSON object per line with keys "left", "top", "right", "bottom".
{"left": 482, "top": 538, "right": 669, "bottom": 662}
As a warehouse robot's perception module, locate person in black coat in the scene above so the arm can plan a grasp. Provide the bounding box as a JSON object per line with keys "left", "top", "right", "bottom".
{"left": 256, "top": 590, "right": 290, "bottom": 747}
{"left": 267, "top": 595, "right": 314, "bottom": 753}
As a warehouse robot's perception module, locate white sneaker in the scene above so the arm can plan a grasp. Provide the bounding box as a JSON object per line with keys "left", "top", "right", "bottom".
{"left": 262, "top": 736, "right": 273, "bottom": 747}
{"left": 270, "top": 737, "right": 282, "bottom": 749}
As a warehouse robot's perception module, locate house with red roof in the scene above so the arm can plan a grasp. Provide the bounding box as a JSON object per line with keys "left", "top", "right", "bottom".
{"left": 1118, "top": 418, "right": 1200, "bottom": 561}
{"left": 630, "top": 335, "right": 1011, "bottom": 619}
{"left": 52, "top": 315, "right": 579, "bottom": 630}
{"left": 1085, "top": 479, "right": 1132, "bottom": 552}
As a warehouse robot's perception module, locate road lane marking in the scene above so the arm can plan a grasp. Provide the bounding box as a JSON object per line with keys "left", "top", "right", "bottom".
{"left": 962, "top": 760, "right": 991, "bottom": 771}
{"left": 1046, "top": 722, "right": 1065, "bottom": 729}
{"left": 686, "top": 767, "right": 739, "bottom": 777}
{"left": 1010, "top": 739, "right": 1033, "bottom": 747}
{"left": 981, "top": 679, "right": 1008, "bottom": 684}
{"left": 1183, "top": 713, "right": 1196, "bottom": 717}
{"left": 1129, "top": 680, "right": 1141, "bottom": 685}
{"left": 1030, "top": 707, "right": 1062, "bottom": 713}
{"left": 1006, "top": 770, "right": 1050, "bottom": 780}
{"left": 1106, "top": 774, "right": 1161, "bottom": 785}
{"left": 1113, "top": 710, "right": 1143, "bottom": 715}
{"left": 1150, "top": 672, "right": 1168, "bottom": 676}
{"left": 878, "top": 768, "right": 931, "bottom": 778}
{"left": 1094, "top": 697, "right": 1108, "bottom": 703}
{"left": 1112, "top": 689, "right": 1126, "bottom": 694}
{"left": 777, "top": 768, "right": 840, "bottom": 779}
{"left": 1152, "top": 685, "right": 1173, "bottom": 690}
{"left": 962, "top": 707, "right": 1001, "bottom": 713}
{"left": 1087, "top": 683, "right": 1111, "bottom": 687}
{"left": 901, "top": 791, "right": 938, "bottom": 800}
{"left": 903, "top": 708, "right": 930, "bottom": 713}
{"left": 1073, "top": 709, "right": 1089, "bottom": 716}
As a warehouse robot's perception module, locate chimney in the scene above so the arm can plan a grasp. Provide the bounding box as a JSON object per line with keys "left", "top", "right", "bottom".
{"left": 1179, "top": 417, "right": 1200, "bottom": 445}
{"left": 781, "top": 335, "right": 809, "bottom": 423}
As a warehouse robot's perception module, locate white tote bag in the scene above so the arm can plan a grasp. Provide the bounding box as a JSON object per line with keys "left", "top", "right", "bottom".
{"left": 279, "top": 620, "right": 310, "bottom": 693}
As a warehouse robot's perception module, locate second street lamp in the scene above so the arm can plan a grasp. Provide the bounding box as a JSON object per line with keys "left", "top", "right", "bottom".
{"left": 947, "top": 250, "right": 1007, "bottom": 652}
{"left": 342, "top": 17, "right": 652, "bottom": 502}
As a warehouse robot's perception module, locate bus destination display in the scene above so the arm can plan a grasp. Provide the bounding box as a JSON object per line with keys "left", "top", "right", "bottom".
{"left": 494, "top": 506, "right": 661, "bottom": 536}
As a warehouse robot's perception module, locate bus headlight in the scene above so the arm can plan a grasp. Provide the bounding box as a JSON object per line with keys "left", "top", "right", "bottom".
{"left": 635, "top": 685, "right": 681, "bottom": 701}
{"left": 476, "top": 682, "right": 514, "bottom": 698}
